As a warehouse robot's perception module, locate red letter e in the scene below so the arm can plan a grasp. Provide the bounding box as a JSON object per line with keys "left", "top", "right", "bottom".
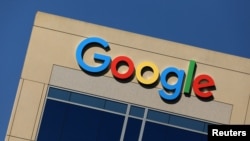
{"left": 193, "top": 74, "right": 215, "bottom": 98}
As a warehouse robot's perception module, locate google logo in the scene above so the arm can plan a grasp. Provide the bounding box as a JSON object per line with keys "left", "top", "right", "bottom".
{"left": 76, "top": 37, "right": 216, "bottom": 101}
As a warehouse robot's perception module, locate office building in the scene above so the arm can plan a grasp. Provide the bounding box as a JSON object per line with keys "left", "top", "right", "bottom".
{"left": 5, "top": 11, "right": 250, "bottom": 141}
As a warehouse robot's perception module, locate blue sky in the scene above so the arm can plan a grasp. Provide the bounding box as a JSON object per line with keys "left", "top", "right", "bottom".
{"left": 0, "top": 0, "right": 249, "bottom": 140}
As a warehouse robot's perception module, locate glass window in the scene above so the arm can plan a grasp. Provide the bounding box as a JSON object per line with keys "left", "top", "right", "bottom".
{"left": 60, "top": 103, "right": 125, "bottom": 141}
{"left": 124, "top": 117, "right": 142, "bottom": 141}
{"left": 204, "top": 123, "right": 214, "bottom": 133}
{"left": 96, "top": 111, "right": 125, "bottom": 141}
{"left": 142, "top": 121, "right": 168, "bottom": 141}
{"left": 142, "top": 121, "right": 207, "bottom": 141}
{"left": 129, "top": 105, "right": 144, "bottom": 118}
{"left": 48, "top": 87, "right": 70, "bottom": 101}
{"left": 39, "top": 87, "right": 210, "bottom": 141}
{"left": 37, "top": 100, "right": 68, "bottom": 141}
{"left": 39, "top": 99, "right": 125, "bottom": 141}
{"left": 169, "top": 115, "right": 205, "bottom": 132}
{"left": 60, "top": 103, "right": 102, "bottom": 141}
{"left": 104, "top": 100, "right": 127, "bottom": 114}
{"left": 147, "top": 109, "right": 169, "bottom": 124}
{"left": 70, "top": 92, "right": 105, "bottom": 109}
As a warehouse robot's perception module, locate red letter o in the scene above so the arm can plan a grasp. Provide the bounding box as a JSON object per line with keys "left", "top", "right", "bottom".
{"left": 111, "top": 56, "right": 135, "bottom": 80}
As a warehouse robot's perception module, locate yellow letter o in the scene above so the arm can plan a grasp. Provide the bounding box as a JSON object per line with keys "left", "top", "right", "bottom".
{"left": 136, "top": 62, "right": 159, "bottom": 85}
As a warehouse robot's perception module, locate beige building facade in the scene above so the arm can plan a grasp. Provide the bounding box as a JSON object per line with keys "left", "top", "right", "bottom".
{"left": 5, "top": 11, "right": 250, "bottom": 141}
